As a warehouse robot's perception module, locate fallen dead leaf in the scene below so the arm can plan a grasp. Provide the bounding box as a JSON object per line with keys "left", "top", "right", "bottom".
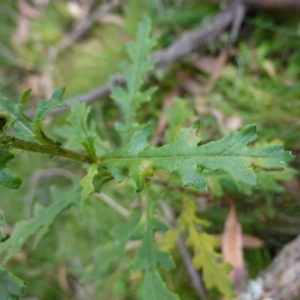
{"left": 283, "top": 177, "right": 300, "bottom": 196}
{"left": 222, "top": 198, "right": 246, "bottom": 295}
{"left": 195, "top": 49, "right": 231, "bottom": 81}
{"left": 216, "top": 233, "right": 264, "bottom": 249}
{"left": 177, "top": 71, "right": 205, "bottom": 95}
{"left": 242, "top": 234, "right": 264, "bottom": 248}
{"left": 58, "top": 264, "right": 73, "bottom": 297}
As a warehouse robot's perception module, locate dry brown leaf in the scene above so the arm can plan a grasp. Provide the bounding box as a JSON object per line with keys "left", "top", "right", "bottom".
{"left": 222, "top": 198, "right": 246, "bottom": 294}
{"left": 195, "top": 55, "right": 218, "bottom": 75}
{"left": 177, "top": 71, "right": 205, "bottom": 95}
{"left": 242, "top": 234, "right": 264, "bottom": 248}
{"left": 216, "top": 234, "right": 264, "bottom": 249}
{"left": 58, "top": 264, "right": 73, "bottom": 297}
{"left": 195, "top": 50, "right": 230, "bottom": 81}
{"left": 283, "top": 177, "right": 300, "bottom": 196}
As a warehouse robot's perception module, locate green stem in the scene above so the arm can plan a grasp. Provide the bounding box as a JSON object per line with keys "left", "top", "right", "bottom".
{"left": 0, "top": 137, "right": 94, "bottom": 164}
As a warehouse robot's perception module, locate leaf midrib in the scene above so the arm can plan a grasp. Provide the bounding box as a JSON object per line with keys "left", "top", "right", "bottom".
{"left": 102, "top": 153, "right": 279, "bottom": 162}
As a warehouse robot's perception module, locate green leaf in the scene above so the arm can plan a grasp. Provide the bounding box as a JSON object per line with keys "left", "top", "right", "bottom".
{"left": 0, "top": 90, "right": 35, "bottom": 140}
{"left": 165, "top": 98, "right": 193, "bottom": 142}
{"left": 20, "top": 89, "right": 31, "bottom": 107}
{"left": 133, "top": 196, "right": 179, "bottom": 300}
{"left": 92, "top": 168, "right": 113, "bottom": 192}
{"left": 0, "top": 88, "right": 65, "bottom": 145}
{"left": 139, "top": 270, "right": 179, "bottom": 300}
{"left": 80, "top": 163, "right": 98, "bottom": 203}
{"left": 83, "top": 212, "right": 142, "bottom": 282}
{"left": 0, "top": 266, "right": 26, "bottom": 300}
{"left": 34, "top": 87, "right": 66, "bottom": 121}
{"left": 189, "top": 231, "right": 234, "bottom": 298}
{"left": 251, "top": 167, "right": 296, "bottom": 193}
{"left": 111, "top": 16, "right": 157, "bottom": 143}
{"left": 208, "top": 167, "right": 296, "bottom": 197}
{"left": 101, "top": 123, "right": 294, "bottom": 192}
{"left": 67, "top": 102, "right": 98, "bottom": 161}
{"left": 0, "top": 150, "right": 22, "bottom": 189}
{"left": 174, "top": 200, "right": 235, "bottom": 298}
{"left": 0, "top": 186, "right": 81, "bottom": 263}
{"left": 33, "top": 87, "right": 66, "bottom": 145}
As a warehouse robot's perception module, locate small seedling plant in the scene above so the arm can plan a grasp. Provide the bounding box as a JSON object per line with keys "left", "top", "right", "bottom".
{"left": 0, "top": 18, "right": 294, "bottom": 299}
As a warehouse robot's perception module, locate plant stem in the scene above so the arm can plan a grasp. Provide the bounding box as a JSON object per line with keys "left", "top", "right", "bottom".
{"left": 0, "top": 137, "right": 94, "bottom": 164}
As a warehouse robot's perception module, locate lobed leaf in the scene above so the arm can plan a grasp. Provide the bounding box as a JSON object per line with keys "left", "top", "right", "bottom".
{"left": 34, "top": 87, "right": 66, "bottom": 121}
{"left": 0, "top": 88, "right": 66, "bottom": 145}
{"left": 82, "top": 212, "right": 142, "bottom": 282}
{"left": 165, "top": 98, "right": 193, "bottom": 142}
{"left": 209, "top": 167, "right": 296, "bottom": 197}
{"left": 189, "top": 231, "right": 234, "bottom": 298}
{"left": 133, "top": 198, "right": 179, "bottom": 300}
{"left": 80, "top": 163, "right": 99, "bottom": 206}
{"left": 0, "top": 90, "right": 35, "bottom": 140}
{"left": 101, "top": 122, "right": 294, "bottom": 192}
{"left": 0, "top": 186, "right": 81, "bottom": 263}
{"left": 33, "top": 87, "right": 66, "bottom": 145}
{"left": 139, "top": 270, "right": 179, "bottom": 300}
{"left": 0, "top": 266, "right": 26, "bottom": 300}
{"left": 165, "top": 200, "right": 235, "bottom": 298}
{"left": 67, "top": 102, "right": 99, "bottom": 161}
{"left": 111, "top": 16, "right": 157, "bottom": 143}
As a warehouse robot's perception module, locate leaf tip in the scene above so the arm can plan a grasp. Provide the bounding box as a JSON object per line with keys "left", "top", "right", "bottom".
{"left": 191, "top": 119, "right": 201, "bottom": 131}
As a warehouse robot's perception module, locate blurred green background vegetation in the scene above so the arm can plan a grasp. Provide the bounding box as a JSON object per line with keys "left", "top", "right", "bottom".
{"left": 0, "top": 0, "right": 299, "bottom": 299}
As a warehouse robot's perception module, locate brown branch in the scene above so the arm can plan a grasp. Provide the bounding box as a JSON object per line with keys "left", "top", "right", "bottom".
{"left": 151, "top": 4, "right": 234, "bottom": 68}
